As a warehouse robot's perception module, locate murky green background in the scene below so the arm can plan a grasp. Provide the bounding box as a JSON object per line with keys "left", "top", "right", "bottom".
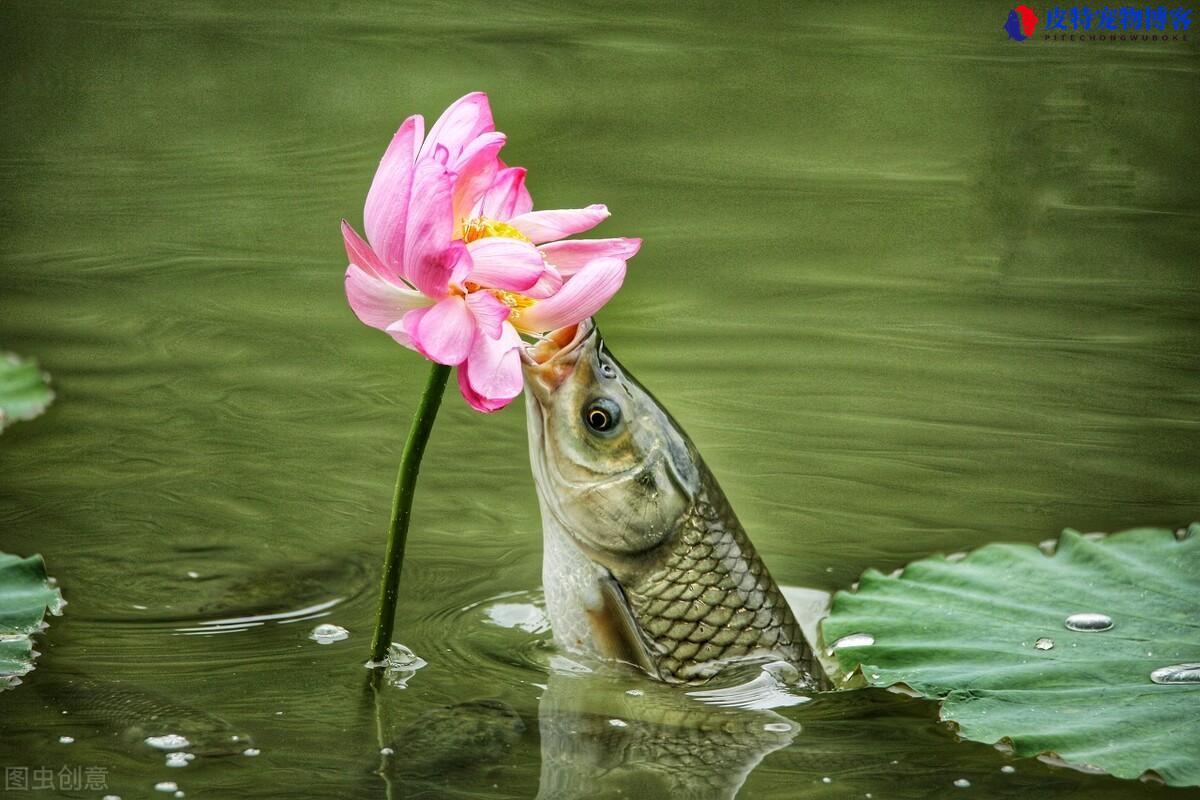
{"left": 2, "top": 1, "right": 1198, "bottom": 798}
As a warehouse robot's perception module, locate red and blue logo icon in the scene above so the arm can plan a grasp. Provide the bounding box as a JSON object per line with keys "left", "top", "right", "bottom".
{"left": 1005, "top": 4, "right": 1041, "bottom": 39}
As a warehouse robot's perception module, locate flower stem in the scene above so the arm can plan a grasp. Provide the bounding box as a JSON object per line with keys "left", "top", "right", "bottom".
{"left": 369, "top": 361, "right": 452, "bottom": 666}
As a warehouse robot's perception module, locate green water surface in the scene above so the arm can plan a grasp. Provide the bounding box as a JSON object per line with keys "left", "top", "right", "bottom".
{"left": 2, "top": 2, "right": 1198, "bottom": 798}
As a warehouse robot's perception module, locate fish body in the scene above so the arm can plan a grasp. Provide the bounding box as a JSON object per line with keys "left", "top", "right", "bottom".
{"left": 522, "top": 321, "right": 816, "bottom": 685}
{"left": 40, "top": 676, "right": 251, "bottom": 756}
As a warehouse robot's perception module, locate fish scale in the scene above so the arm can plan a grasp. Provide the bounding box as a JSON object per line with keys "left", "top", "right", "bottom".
{"left": 623, "top": 485, "right": 811, "bottom": 683}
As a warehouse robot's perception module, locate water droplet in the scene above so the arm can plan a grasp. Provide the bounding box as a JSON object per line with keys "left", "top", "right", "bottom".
{"left": 186, "top": 571, "right": 200, "bottom": 579}
{"left": 821, "top": 776, "right": 832, "bottom": 784}
{"left": 242, "top": 748, "right": 261, "bottom": 757}
{"left": 309, "top": 623, "right": 349, "bottom": 644}
{"left": 763, "top": 722, "right": 793, "bottom": 733}
{"left": 380, "top": 747, "right": 394, "bottom": 756}
{"left": 954, "top": 778, "right": 971, "bottom": 788}
{"left": 58, "top": 735, "right": 74, "bottom": 744}
{"left": 1034, "top": 638, "right": 1054, "bottom": 651}
{"left": 165, "top": 752, "right": 194, "bottom": 768}
{"left": 607, "top": 719, "right": 628, "bottom": 728}
{"left": 828, "top": 633, "right": 875, "bottom": 655}
{"left": 624, "top": 689, "right": 644, "bottom": 697}
{"left": 145, "top": 734, "right": 191, "bottom": 750}
{"left": 1064, "top": 613, "right": 1113, "bottom": 632}
{"left": 1000, "top": 765, "right": 1016, "bottom": 774}
{"left": 174, "top": 792, "right": 185, "bottom": 799}
{"left": 1149, "top": 663, "right": 1200, "bottom": 685}
{"left": 154, "top": 782, "right": 178, "bottom": 793}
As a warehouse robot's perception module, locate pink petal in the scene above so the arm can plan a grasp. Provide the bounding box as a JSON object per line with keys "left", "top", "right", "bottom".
{"left": 451, "top": 132, "right": 506, "bottom": 224}
{"left": 342, "top": 220, "right": 389, "bottom": 279}
{"left": 403, "top": 159, "right": 458, "bottom": 297}
{"left": 412, "top": 296, "right": 475, "bottom": 365}
{"left": 508, "top": 204, "right": 609, "bottom": 244}
{"left": 462, "top": 322, "right": 523, "bottom": 411}
{"left": 418, "top": 92, "right": 494, "bottom": 166}
{"left": 517, "top": 257, "right": 626, "bottom": 333}
{"left": 465, "top": 291, "right": 510, "bottom": 340}
{"left": 464, "top": 237, "right": 544, "bottom": 291}
{"left": 537, "top": 237, "right": 642, "bottom": 277}
{"left": 456, "top": 365, "right": 510, "bottom": 413}
{"left": 523, "top": 264, "right": 563, "bottom": 299}
{"left": 345, "top": 264, "right": 431, "bottom": 331}
{"left": 363, "top": 115, "right": 423, "bottom": 275}
{"left": 390, "top": 306, "right": 428, "bottom": 349}
{"left": 476, "top": 167, "right": 531, "bottom": 220}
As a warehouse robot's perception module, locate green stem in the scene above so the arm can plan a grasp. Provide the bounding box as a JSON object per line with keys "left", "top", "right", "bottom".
{"left": 369, "top": 361, "right": 452, "bottom": 666}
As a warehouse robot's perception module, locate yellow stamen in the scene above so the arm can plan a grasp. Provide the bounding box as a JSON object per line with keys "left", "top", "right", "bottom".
{"left": 459, "top": 217, "right": 532, "bottom": 244}
{"left": 490, "top": 289, "right": 537, "bottom": 322}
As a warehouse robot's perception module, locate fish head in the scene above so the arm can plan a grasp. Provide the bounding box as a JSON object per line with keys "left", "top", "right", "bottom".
{"left": 522, "top": 319, "right": 700, "bottom": 566}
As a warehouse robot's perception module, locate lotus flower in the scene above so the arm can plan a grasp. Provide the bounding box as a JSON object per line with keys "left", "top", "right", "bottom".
{"left": 343, "top": 92, "right": 640, "bottom": 412}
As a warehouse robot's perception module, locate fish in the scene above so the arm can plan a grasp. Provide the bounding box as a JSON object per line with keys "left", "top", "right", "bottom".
{"left": 521, "top": 319, "right": 819, "bottom": 685}
{"left": 388, "top": 699, "right": 528, "bottom": 779}
{"left": 38, "top": 676, "right": 252, "bottom": 756}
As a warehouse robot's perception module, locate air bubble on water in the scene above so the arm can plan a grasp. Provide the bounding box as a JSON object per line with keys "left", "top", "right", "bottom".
{"left": 310, "top": 623, "right": 349, "bottom": 644}
{"left": 242, "top": 747, "right": 261, "bottom": 756}
{"left": 954, "top": 778, "right": 971, "bottom": 788}
{"left": 365, "top": 642, "right": 427, "bottom": 688}
{"left": 625, "top": 689, "right": 644, "bottom": 697}
{"left": 380, "top": 747, "right": 394, "bottom": 756}
{"left": 821, "top": 776, "right": 832, "bottom": 784}
{"left": 154, "top": 782, "right": 178, "bottom": 793}
{"left": 1064, "top": 613, "right": 1113, "bottom": 632}
{"left": 102, "top": 796, "right": 121, "bottom": 800}
{"left": 58, "top": 735, "right": 74, "bottom": 744}
{"left": 1034, "top": 638, "right": 1054, "bottom": 651}
{"left": 828, "top": 633, "right": 875, "bottom": 655}
{"left": 763, "top": 722, "right": 793, "bottom": 733}
{"left": 1149, "top": 663, "right": 1200, "bottom": 685}
{"left": 146, "top": 734, "right": 191, "bottom": 750}
{"left": 1000, "top": 765, "right": 1016, "bottom": 774}
{"left": 165, "top": 752, "right": 194, "bottom": 768}
{"left": 186, "top": 571, "right": 200, "bottom": 579}
{"left": 175, "top": 793, "right": 185, "bottom": 799}
{"left": 607, "top": 719, "right": 628, "bottom": 728}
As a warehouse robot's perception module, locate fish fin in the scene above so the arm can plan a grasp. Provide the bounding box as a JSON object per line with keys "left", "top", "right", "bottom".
{"left": 588, "top": 574, "right": 660, "bottom": 679}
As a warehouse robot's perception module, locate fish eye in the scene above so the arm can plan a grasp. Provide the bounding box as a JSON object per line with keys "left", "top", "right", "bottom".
{"left": 583, "top": 398, "right": 621, "bottom": 434}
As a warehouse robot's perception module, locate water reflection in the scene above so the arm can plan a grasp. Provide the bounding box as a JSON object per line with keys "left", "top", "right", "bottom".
{"left": 534, "top": 662, "right": 799, "bottom": 800}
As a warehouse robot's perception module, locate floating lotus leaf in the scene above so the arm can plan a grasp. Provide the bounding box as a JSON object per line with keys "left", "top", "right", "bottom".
{"left": 820, "top": 524, "right": 1200, "bottom": 787}
{"left": 0, "top": 553, "right": 64, "bottom": 690}
{"left": 0, "top": 352, "right": 55, "bottom": 433}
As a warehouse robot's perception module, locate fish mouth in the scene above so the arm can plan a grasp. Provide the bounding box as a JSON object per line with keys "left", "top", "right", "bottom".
{"left": 521, "top": 318, "right": 597, "bottom": 401}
